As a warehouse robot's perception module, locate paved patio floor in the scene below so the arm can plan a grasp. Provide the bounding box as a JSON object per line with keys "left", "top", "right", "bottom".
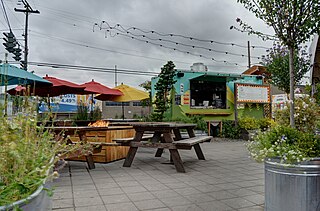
{"left": 52, "top": 140, "right": 264, "bottom": 211}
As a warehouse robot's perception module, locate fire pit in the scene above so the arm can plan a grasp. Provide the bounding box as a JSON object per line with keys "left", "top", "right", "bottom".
{"left": 88, "top": 120, "right": 110, "bottom": 127}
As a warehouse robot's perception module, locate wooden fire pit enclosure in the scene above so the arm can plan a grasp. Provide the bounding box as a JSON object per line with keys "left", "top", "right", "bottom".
{"left": 40, "top": 120, "right": 137, "bottom": 163}
{"left": 67, "top": 125, "right": 134, "bottom": 163}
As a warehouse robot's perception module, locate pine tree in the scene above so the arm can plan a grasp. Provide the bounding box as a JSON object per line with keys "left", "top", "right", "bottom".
{"left": 152, "top": 61, "right": 176, "bottom": 121}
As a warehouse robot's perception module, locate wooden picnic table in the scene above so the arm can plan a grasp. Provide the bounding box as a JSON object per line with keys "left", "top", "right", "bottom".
{"left": 114, "top": 122, "right": 212, "bottom": 173}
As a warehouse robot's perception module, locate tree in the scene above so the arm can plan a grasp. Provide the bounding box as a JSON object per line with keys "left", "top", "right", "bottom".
{"left": 261, "top": 43, "right": 310, "bottom": 93}
{"left": 236, "top": 0, "right": 320, "bottom": 127}
{"left": 139, "top": 80, "right": 151, "bottom": 108}
{"left": 152, "top": 61, "right": 176, "bottom": 121}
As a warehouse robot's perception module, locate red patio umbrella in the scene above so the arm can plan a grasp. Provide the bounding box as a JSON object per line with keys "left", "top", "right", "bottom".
{"left": 80, "top": 79, "right": 123, "bottom": 96}
{"left": 80, "top": 79, "right": 123, "bottom": 112}
{"left": 8, "top": 75, "right": 86, "bottom": 97}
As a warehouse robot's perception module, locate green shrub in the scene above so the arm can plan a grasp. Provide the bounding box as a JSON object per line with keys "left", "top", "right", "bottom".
{"left": 90, "top": 106, "right": 102, "bottom": 121}
{"left": 258, "top": 118, "right": 275, "bottom": 131}
{"left": 167, "top": 115, "right": 207, "bottom": 132}
{"left": 220, "top": 120, "right": 241, "bottom": 139}
{"left": 238, "top": 117, "right": 259, "bottom": 130}
{"left": 74, "top": 102, "right": 89, "bottom": 121}
{"left": 247, "top": 125, "right": 320, "bottom": 163}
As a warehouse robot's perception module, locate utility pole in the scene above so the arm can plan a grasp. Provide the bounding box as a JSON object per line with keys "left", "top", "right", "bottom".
{"left": 115, "top": 65, "right": 118, "bottom": 86}
{"left": 247, "top": 41, "right": 251, "bottom": 68}
{"left": 14, "top": 0, "right": 39, "bottom": 71}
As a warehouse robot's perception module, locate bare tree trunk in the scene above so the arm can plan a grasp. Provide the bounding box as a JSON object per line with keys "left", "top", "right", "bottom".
{"left": 288, "top": 45, "right": 295, "bottom": 128}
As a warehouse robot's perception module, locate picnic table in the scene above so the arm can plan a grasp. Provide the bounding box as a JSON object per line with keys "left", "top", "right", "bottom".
{"left": 113, "top": 122, "right": 212, "bottom": 173}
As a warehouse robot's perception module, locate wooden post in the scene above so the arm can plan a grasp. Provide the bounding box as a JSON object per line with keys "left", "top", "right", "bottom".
{"left": 234, "top": 83, "right": 238, "bottom": 126}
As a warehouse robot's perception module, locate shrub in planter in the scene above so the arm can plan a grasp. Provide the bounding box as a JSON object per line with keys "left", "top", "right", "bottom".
{"left": 247, "top": 96, "right": 320, "bottom": 211}
{"left": 0, "top": 104, "right": 90, "bottom": 209}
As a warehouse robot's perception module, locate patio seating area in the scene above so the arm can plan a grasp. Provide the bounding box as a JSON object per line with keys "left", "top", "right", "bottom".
{"left": 52, "top": 140, "right": 264, "bottom": 211}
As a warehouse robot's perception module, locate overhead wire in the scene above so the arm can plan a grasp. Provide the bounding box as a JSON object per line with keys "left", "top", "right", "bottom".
{"left": 97, "top": 20, "right": 270, "bottom": 50}
{"left": 103, "top": 28, "right": 261, "bottom": 59}
{"left": 3, "top": 0, "right": 24, "bottom": 28}
{"left": 21, "top": 3, "right": 265, "bottom": 67}
{"left": 28, "top": 30, "right": 194, "bottom": 65}
{"left": 0, "top": 0, "right": 11, "bottom": 31}
{"left": 27, "top": 61, "right": 159, "bottom": 77}
{"left": 7, "top": 2, "right": 264, "bottom": 68}
{"left": 104, "top": 30, "right": 240, "bottom": 66}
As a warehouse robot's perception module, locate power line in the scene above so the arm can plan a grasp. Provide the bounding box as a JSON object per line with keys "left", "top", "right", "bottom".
{"left": 1, "top": 0, "right": 12, "bottom": 30}
{"left": 3, "top": 0, "right": 24, "bottom": 28}
{"left": 27, "top": 61, "right": 159, "bottom": 76}
{"left": 100, "top": 23, "right": 263, "bottom": 59}
{"left": 28, "top": 30, "right": 201, "bottom": 66}
{"left": 105, "top": 31, "right": 240, "bottom": 66}
{"left": 14, "top": 3, "right": 264, "bottom": 67}
{"left": 97, "top": 20, "right": 270, "bottom": 50}
{"left": 103, "top": 29, "right": 261, "bottom": 59}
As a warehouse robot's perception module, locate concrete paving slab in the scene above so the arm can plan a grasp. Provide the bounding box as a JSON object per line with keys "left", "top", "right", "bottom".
{"left": 52, "top": 140, "right": 265, "bottom": 211}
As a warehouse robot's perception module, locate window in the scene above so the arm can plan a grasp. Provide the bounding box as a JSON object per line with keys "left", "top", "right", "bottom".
{"left": 175, "top": 95, "right": 181, "bottom": 105}
{"left": 133, "top": 101, "right": 142, "bottom": 106}
{"left": 105, "top": 101, "right": 129, "bottom": 106}
{"left": 190, "top": 80, "right": 226, "bottom": 109}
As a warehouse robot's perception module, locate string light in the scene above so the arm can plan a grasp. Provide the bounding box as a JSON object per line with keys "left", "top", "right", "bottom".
{"left": 96, "top": 20, "right": 269, "bottom": 49}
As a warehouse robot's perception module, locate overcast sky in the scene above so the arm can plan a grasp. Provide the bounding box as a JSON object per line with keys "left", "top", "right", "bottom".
{"left": 1, "top": 0, "right": 276, "bottom": 88}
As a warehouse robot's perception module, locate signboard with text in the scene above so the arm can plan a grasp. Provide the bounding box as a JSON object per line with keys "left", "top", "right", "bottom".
{"left": 39, "top": 94, "right": 100, "bottom": 113}
{"left": 235, "top": 83, "right": 270, "bottom": 103}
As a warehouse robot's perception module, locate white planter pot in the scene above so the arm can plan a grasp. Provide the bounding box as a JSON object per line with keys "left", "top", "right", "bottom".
{"left": 0, "top": 182, "right": 52, "bottom": 211}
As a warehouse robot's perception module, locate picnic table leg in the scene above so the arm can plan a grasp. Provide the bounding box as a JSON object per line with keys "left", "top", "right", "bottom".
{"left": 155, "top": 148, "right": 164, "bottom": 157}
{"left": 123, "top": 131, "right": 144, "bottom": 167}
{"left": 163, "top": 132, "right": 185, "bottom": 172}
{"left": 152, "top": 132, "right": 164, "bottom": 157}
{"left": 169, "top": 149, "right": 185, "bottom": 173}
{"left": 193, "top": 143, "right": 205, "bottom": 160}
{"left": 173, "top": 129, "right": 182, "bottom": 140}
{"left": 187, "top": 128, "right": 196, "bottom": 138}
{"left": 86, "top": 154, "right": 95, "bottom": 169}
{"left": 123, "top": 147, "right": 138, "bottom": 167}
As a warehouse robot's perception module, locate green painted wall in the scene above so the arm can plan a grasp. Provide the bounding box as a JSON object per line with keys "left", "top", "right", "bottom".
{"left": 151, "top": 70, "right": 265, "bottom": 121}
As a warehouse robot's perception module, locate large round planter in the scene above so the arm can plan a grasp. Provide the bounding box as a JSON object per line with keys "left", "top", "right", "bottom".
{"left": 265, "top": 158, "right": 320, "bottom": 211}
{"left": 0, "top": 183, "right": 52, "bottom": 211}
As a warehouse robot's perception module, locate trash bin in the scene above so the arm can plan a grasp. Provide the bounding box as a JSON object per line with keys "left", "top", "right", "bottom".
{"left": 209, "top": 122, "right": 220, "bottom": 137}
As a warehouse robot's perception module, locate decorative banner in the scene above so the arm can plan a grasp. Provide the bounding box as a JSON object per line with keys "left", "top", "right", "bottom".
{"left": 183, "top": 91, "right": 190, "bottom": 105}
{"left": 236, "top": 83, "right": 270, "bottom": 103}
{"left": 39, "top": 94, "right": 101, "bottom": 113}
{"left": 180, "top": 83, "right": 184, "bottom": 94}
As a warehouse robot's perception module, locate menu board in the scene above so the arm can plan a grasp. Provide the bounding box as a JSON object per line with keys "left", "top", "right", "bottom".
{"left": 236, "top": 84, "right": 270, "bottom": 103}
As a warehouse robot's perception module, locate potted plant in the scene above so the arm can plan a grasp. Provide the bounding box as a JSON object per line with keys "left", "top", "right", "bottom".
{"left": 247, "top": 96, "right": 320, "bottom": 211}
{"left": 0, "top": 103, "right": 90, "bottom": 210}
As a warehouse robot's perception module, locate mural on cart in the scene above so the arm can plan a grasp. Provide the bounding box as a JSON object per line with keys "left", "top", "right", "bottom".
{"left": 151, "top": 69, "right": 265, "bottom": 121}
